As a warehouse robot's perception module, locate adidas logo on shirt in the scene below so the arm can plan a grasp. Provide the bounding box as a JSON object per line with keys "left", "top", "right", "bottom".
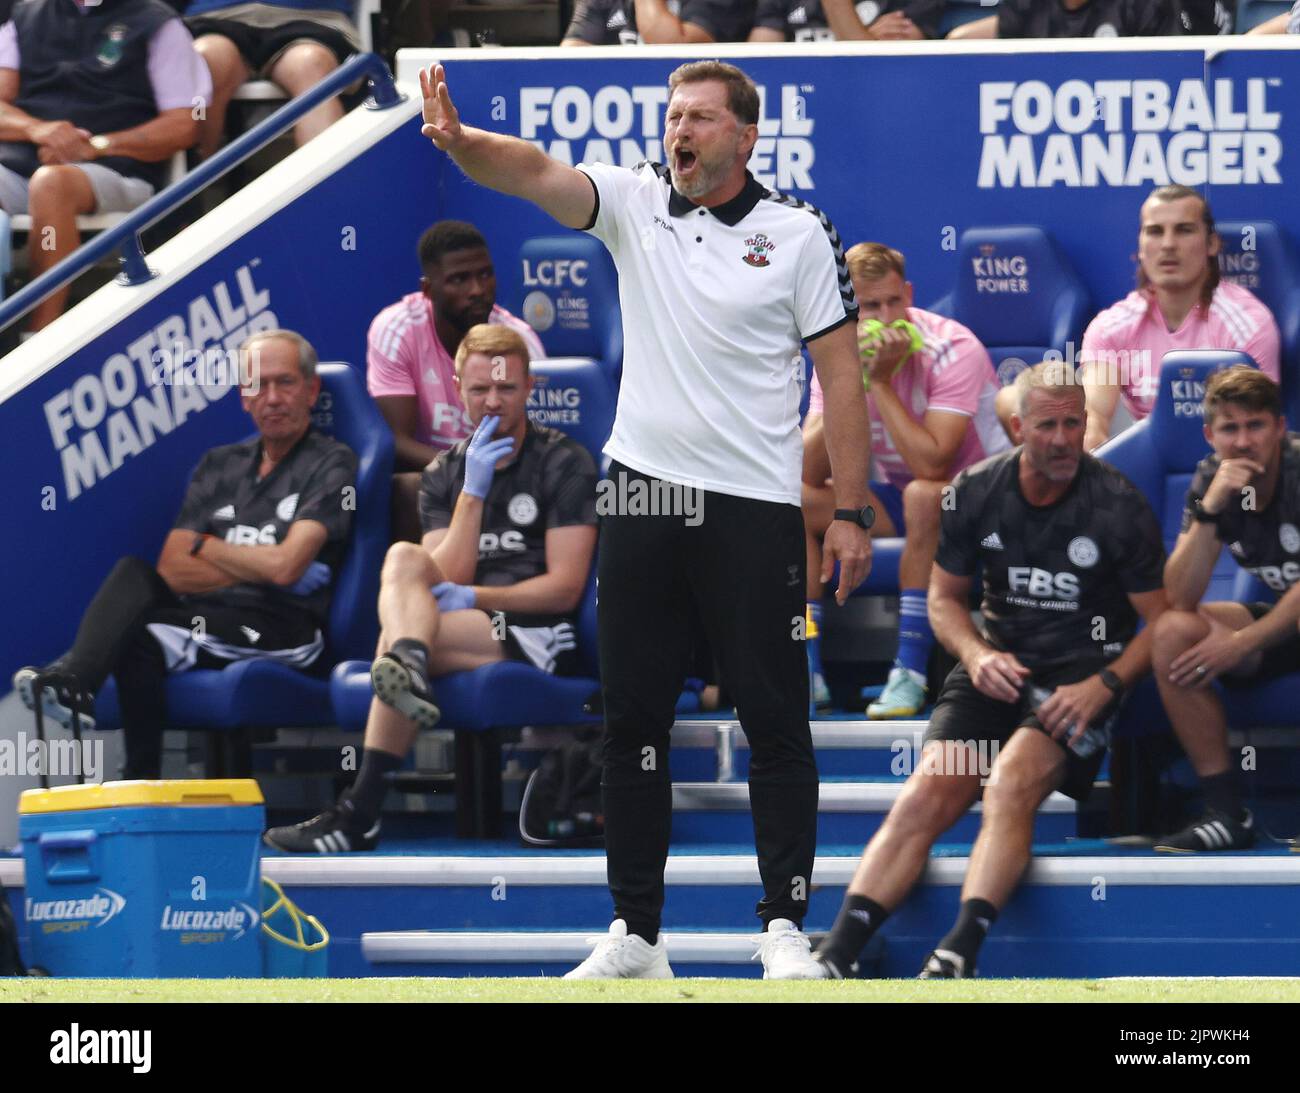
{"left": 213, "top": 504, "right": 236, "bottom": 521}
{"left": 240, "top": 626, "right": 262, "bottom": 645}
{"left": 789, "top": 4, "right": 808, "bottom": 23}
{"left": 981, "top": 532, "right": 1005, "bottom": 550}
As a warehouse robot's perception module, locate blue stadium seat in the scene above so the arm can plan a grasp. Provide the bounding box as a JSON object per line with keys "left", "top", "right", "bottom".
{"left": 525, "top": 356, "right": 618, "bottom": 476}
{"left": 927, "top": 225, "right": 1091, "bottom": 385}
{"left": 94, "top": 363, "right": 394, "bottom": 756}
{"left": 1235, "top": 0, "right": 1291, "bottom": 32}
{"left": 1102, "top": 350, "right": 1300, "bottom": 739}
{"left": 515, "top": 235, "right": 623, "bottom": 382}
{"left": 1215, "top": 219, "right": 1300, "bottom": 423}
{"left": 1099, "top": 349, "right": 1255, "bottom": 596}
{"left": 939, "top": 0, "right": 999, "bottom": 36}
{"left": 330, "top": 356, "right": 615, "bottom": 837}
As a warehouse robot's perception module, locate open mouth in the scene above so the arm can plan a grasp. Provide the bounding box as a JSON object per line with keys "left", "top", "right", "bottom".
{"left": 674, "top": 148, "right": 697, "bottom": 174}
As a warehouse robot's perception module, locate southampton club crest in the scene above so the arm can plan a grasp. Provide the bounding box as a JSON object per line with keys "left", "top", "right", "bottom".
{"left": 743, "top": 233, "right": 775, "bottom": 268}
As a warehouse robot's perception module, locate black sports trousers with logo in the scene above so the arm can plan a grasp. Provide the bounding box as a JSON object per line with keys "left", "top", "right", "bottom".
{"left": 596, "top": 461, "right": 818, "bottom": 939}
{"left": 51, "top": 557, "right": 320, "bottom": 778}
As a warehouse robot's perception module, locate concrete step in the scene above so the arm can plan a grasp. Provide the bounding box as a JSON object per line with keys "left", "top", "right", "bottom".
{"left": 668, "top": 780, "right": 1078, "bottom": 844}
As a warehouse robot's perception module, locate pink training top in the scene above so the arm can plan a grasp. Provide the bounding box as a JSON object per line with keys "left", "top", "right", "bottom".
{"left": 1079, "top": 282, "right": 1280, "bottom": 420}
{"left": 366, "top": 292, "right": 545, "bottom": 451}
{"left": 808, "top": 307, "right": 1010, "bottom": 490}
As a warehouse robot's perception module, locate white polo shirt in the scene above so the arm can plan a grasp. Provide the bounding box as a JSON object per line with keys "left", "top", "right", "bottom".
{"left": 578, "top": 160, "right": 856, "bottom": 505}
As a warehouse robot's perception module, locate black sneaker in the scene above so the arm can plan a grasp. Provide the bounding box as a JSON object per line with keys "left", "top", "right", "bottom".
{"left": 12, "top": 666, "right": 96, "bottom": 734}
{"left": 263, "top": 802, "right": 380, "bottom": 854}
{"left": 917, "top": 949, "right": 972, "bottom": 979}
{"left": 1155, "top": 808, "right": 1256, "bottom": 853}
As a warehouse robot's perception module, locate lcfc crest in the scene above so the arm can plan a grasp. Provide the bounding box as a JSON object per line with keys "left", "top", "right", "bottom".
{"left": 743, "top": 234, "right": 775, "bottom": 267}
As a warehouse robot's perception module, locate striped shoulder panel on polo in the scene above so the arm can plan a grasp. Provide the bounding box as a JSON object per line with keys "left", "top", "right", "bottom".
{"left": 1209, "top": 286, "right": 1261, "bottom": 344}
{"left": 633, "top": 160, "right": 672, "bottom": 182}
{"left": 761, "top": 188, "right": 856, "bottom": 314}
{"left": 1095, "top": 293, "right": 1149, "bottom": 336}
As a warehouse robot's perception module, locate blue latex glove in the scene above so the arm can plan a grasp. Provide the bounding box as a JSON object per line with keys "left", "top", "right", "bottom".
{"left": 462, "top": 415, "right": 516, "bottom": 499}
{"left": 287, "top": 561, "right": 331, "bottom": 596}
{"left": 431, "top": 581, "right": 477, "bottom": 613}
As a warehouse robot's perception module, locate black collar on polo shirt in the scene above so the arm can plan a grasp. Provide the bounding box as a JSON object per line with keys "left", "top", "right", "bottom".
{"left": 667, "top": 171, "right": 766, "bottom": 226}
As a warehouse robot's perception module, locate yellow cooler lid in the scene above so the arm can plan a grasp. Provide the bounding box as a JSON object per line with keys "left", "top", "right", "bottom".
{"left": 19, "top": 779, "right": 264, "bottom": 814}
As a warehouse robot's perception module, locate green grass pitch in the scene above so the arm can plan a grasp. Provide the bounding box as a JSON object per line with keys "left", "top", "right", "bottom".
{"left": 3, "top": 978, "right": 1299, "bottom": 1003}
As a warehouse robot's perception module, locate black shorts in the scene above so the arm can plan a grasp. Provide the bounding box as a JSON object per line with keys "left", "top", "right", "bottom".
{"left": 1221, "top": 602, "right": 1300, "bottom": 686}
{"left": 489, "top": 611, "right": 583, "bottom": 677}
{"left": 184, "top": 17, "right": 355, "bottom": 75}
{"left": 924, "top": 657, "right": 1120, "bottom": 801}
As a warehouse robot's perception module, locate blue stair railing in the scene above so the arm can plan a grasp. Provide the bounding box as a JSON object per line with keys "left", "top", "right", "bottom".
{"left": 0, "top": 52, "right": 406, "bottom": 331}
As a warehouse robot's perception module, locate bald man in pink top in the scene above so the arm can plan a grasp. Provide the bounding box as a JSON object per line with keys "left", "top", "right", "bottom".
{"left": 804, "top": 242, "right": 1010, "bottom": 718}
{"left": 1078, "top": 185, "right": 1280, "bottom": 451}
{"left": 368, "top": 220, "right": 544, "bottom": 540}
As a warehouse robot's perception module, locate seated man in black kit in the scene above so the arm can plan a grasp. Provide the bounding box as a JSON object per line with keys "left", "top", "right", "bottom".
{"left": 14, "top": 330, "right": 358, "bottom": 779}
{"left": 266, "top": 324, "right": 598, "bottom": 853}
{"left": 811, "top": 363, "right": 1168, "bottom": 978}
{"left": 1153, "top": 367, "right": 1300, "bottom": 852}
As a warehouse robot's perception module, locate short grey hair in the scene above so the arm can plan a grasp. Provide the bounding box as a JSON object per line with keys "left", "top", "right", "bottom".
{"left": 1015, "top": 361, "right": 1084, "bottom": 418}
{"left": 241, "top": 329, "right": 319, "bottom": 380}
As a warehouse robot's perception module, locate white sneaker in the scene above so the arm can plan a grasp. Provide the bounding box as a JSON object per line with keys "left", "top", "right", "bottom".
{"left": 755, "top": 919, "right": 823, "bottom": 980}
{"left": 563, "top": 920, "right": 674, "bottom": 979}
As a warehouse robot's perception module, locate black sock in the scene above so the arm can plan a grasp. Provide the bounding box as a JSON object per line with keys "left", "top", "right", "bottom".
{"left": 1201, "top": 770, "right": 1241, "bottom": 818}
{"left": 816, "top": 894, "right": 889, "bottom": 975}
{"left": 936, "top": 898, "right": 998, "bottom": 968}
{"left": 343, "top": 748, "right": 403, "bottom": 824}
{"left": 624, "top": 920, "right": 658, "bottom": 946}
{"left": 389, "top": 638, "right": 430, "bottom": 678}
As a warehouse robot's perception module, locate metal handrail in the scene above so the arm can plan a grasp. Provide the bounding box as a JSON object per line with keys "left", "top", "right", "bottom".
{"left": 0, "top": 51, "right": 406, "bottom": 332}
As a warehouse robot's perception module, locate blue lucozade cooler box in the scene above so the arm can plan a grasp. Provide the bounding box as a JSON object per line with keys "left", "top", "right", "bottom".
{"left": 18, "top": 780, "right": 264, "bottom": 977}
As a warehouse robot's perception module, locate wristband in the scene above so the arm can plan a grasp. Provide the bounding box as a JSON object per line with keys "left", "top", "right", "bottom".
{"left": 1099, "top": 668, "right": 1124, "bottom": 698}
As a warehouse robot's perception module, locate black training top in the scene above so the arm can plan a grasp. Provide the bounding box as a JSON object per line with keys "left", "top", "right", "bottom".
{"left": 173, "top": 428, "right": 358, "bottom": 629}
{"left": 563, "top": 0, "right": 755, "bottom": 44}
{"left": 997, "top": 0, "right": 1170, "bottom": 37}
{"left": 751, "top": 0, "right": 942, "bottom": 40}
{"left": 1183, "top": 433, "right": 1300, "bottom": 596}
{"left": 936, "top": 448, "right": 1166, "bottom": 668}
{"left": 419, "top": 423, "right": 598, "bottom": 588}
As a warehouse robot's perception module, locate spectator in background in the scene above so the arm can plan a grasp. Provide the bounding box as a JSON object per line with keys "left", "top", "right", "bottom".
{"left": 0, "top": 0, "right": 209, "bottom": 331}
{"left": 1246, "top": 2, "right": 1300, "bottom": 34}
{"left": 562, "top": 0, "right": 753, "bottom": 44}
{"left": 368, "top": 219, "right": 544, "bottom": 542}
{"left": 802, "top": 243, "right": 1010, "bottom": 718}
{"left": 185, "top": 0, "right": 360, "bottom": 159}
{"left": 265, "top": 325, "right": 598, "bottom": 854}
{"left": 13, "top": 330, "right": 357, "bottom": 779}
{"left": 1067, "top": 185, "right": 1277, "bottom": 451}
{"left": 949, "top": 0, "right": 1230, "bottom": 39}
{"left": 749, "top": 0, "right": 941, "bottom": 41}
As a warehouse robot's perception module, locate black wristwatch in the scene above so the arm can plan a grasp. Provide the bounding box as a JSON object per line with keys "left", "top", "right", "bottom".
{"left": 1099, "top": 668, "right": 1125, "bottom": 698}
{"left": 1191, "top": 497, "right": 1220, "bottom": 524}
{"left": 833, "top": 505, "right": 876, "bottom": 531}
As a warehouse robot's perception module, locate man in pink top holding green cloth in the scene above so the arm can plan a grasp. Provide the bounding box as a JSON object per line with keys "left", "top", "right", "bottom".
{"left": 803, "top": 242, "right": 1010, "bottom": 718}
